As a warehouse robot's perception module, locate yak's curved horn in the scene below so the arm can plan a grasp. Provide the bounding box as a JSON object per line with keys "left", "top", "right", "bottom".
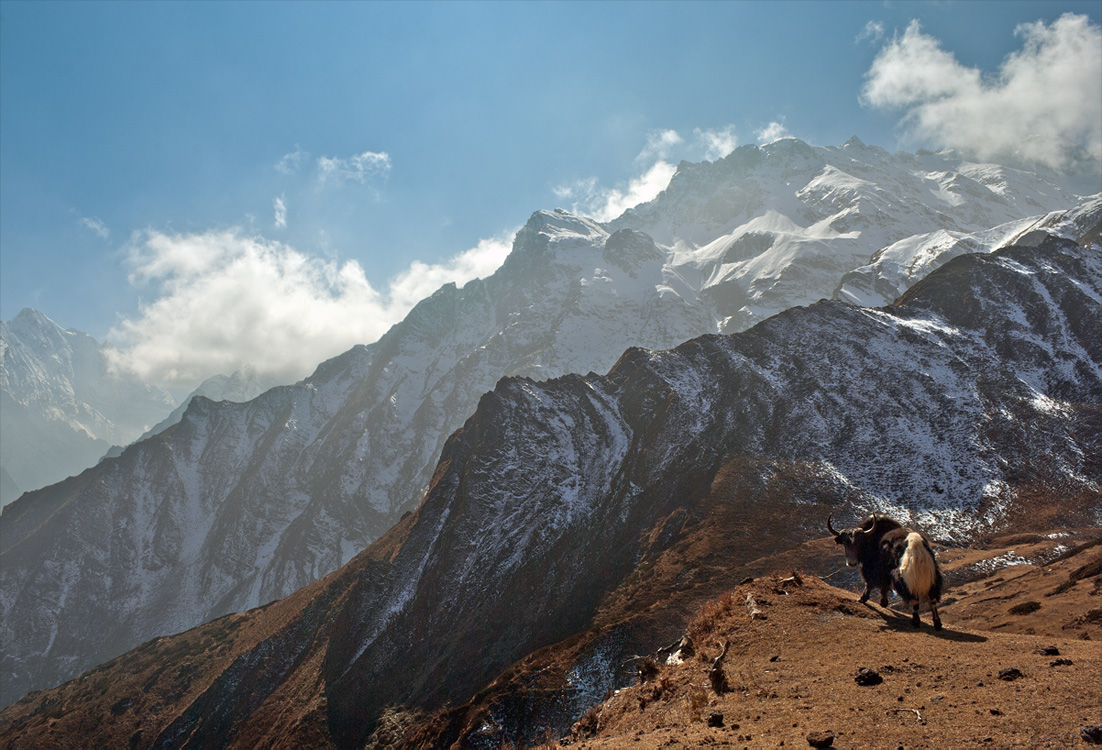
{"left": 826, "top": 514, "right": 839, "bottom": 535}
{"left": 861, "top": 512, "right": 878, "bottom": 534}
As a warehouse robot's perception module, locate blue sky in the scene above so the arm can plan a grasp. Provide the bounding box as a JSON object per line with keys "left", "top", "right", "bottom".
{"left": 2, "top": 0, "right": 1099, "bottom": 392}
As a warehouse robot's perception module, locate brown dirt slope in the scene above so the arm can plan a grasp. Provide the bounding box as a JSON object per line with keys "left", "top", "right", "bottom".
{"left": 567, "top": 569, "right": 1100, "bottom": 750}
{"left": 405, "top": 523, "right": 1100, "bottom": 749}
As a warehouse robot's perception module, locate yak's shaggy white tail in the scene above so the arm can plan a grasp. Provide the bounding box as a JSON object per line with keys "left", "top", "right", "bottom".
{"left": 899, "top": 532, "right": 938, "bottom": 600}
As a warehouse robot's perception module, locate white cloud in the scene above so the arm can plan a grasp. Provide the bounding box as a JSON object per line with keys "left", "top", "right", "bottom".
{"left": 385, "top": 233, "right": 514, "bottom": 313}
{"left": 856, "top": 20, "right": 885, "bottom": 44}
{"left": 107, "top": 228, "right": 513, "bottom": 390}
{"left": 554, "top": 125, "right": 738, "bottom": 222}
{"left": 693, "top": 126, "right": 738, "bottom": 161}
{"left": 637, "top": 129, "right": 684, "bottom": 163}
{"left": 638, "top": 126, "right": 738, "bottom": 163}
{"left": 275, "top": 147, "right": 306, "bottom": 175}
{"left": 317, "top": 150, "right": 392, "bottom": 187}
{"left": 273, "top": 196, "right": 287, "bottom": 229}
{"left": 555, "top": 161, "right": 677, "bottom": 222}
{"left": 81, "top": 216, "right": 110, "bottom": 239}
{"left": 756, "top": 120, "right": 790, "bottom": 144}
{"left": 862, "top": 14, "right": 1102, "bottom": 171}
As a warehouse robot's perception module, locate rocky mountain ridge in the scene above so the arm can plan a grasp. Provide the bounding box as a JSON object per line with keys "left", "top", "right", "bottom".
{"left": 1, "top": 138, "right": 1096, "bottom": 707}
{"left": 1, "top": 237, "right": 1096, "bottom": 746}
{"left": 99, "top": 369, "right": 267, "bottom": 462}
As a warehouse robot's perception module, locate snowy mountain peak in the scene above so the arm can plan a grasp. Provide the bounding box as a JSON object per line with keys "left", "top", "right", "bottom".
{"left": 515, "top": 209, "right": 608, "bottom": 249}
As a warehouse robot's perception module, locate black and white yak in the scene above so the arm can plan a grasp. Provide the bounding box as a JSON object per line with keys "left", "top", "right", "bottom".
{"left": 828, "top": 514, "right": 944, "bottom": 630}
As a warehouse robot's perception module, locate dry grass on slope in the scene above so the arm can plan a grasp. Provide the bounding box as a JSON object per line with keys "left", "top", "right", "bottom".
{"left": 566, "top": 573, "right": 1100, "bottom": 750}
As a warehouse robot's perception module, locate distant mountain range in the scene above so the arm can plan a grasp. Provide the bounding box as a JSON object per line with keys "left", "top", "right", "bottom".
{"left": 0, "top": 309, "right": 176, "bottom": 506}
{"left": 1, "top": 137, "right": 1099, "bottom": 707}
{"left": 1, "top": 236, "right": 1097, "bottom": 747}
{"left": 0, "top": 310, "right": 268, "bottom": 508}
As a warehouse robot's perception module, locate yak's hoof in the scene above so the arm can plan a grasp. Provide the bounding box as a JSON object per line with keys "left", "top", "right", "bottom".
{"left": 933, "top": 621, "right": 943, "bottom": 631}
{"left": 859, "top": 595, "right": 869, "bottom": 604}
{"left": 879, "top": 598, "right": 889, "bottom": 608}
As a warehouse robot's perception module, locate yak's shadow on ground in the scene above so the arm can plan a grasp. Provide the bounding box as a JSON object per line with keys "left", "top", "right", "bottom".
{"left": 866, "top": 600, "right": 988, "bottom": 642}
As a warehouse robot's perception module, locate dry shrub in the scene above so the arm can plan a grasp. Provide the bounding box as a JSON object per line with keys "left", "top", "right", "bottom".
{"left": 571, "top": 704, "right": 600, "bottom": 738}
{"left": 685, "top": 685, "right": 708, "bottom": 723}
{"left": 998, "top": 482, "right": 1101, "bottom": 535}
{"left": 638, "top": 676, "right": 672, "bottom": 711}
{"left": 365, "top": 704, "right": 429, "bottom": 749}
{"left": 687, "top": 590, "right": 738, "bottom": 645}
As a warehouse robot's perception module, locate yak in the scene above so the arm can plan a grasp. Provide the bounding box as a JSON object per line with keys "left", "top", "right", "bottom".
{"left": 828, "top": 513, "right": 944, "bottom": 630}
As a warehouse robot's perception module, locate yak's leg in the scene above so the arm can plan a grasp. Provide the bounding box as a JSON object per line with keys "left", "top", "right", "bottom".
{"left": 911, "top": 601, "right": 921, "bottom": 628}
{"left": 878, "top": 572, "right": 891, "bottom": 608}
{"left": 859, "top": 581, "right": 871, "bottom": 604}
{"left": 929, "top": 601, "right": 943, "bottom": 631}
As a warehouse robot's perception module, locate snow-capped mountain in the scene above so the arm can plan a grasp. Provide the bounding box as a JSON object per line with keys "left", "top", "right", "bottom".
{"left": 616, "top": 137, "right": 1091, "bottom": 331}
{"left": 0, "top": 139, "right": 1094, "bottom": 706}
{"left": 837, "top": 195, "right": 1102, "bottom": 307}
{"left": 2, "top": 237, "right": 1096, "bottom": 746}
{"left": 0, "top": 309, "right": 176, "bottom": 507}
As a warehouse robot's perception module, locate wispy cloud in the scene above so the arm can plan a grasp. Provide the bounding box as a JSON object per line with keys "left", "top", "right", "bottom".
{"left": 386, "top": 233, "right": 514, "bottom": 313}
{"left": 106, "top": 228, "right": 513, "bottom": 389}
{"left": 80, "top": 216, "right": 110, "bottom": 239}
{"left": 275, "top": 147, "right": 306, "bottom": 175}
{"left": 856, "top": 20, "right": 885, "bottom": 44}
{"left": 554, "top": 125, "right": 738, "bottom": 222}
{"left": 755, "top": 119, "right": 790, "bottom": 144}
{"left": 554, "top": 161, "right": 677, "bottom": 222}
{"left": 693, "top": 126, "right": 738, "bottom": 161}
{"left": 637, "top": 129, "right": 684, "bottom": 163}
{"left": 316, "top": 150, "right": 392, "bottom": 187}
{"left": 273, "top": 195, "right": 287, "bottom": 229}
{"left": 862, "top": 13, "right": 1102, "bottom": 171}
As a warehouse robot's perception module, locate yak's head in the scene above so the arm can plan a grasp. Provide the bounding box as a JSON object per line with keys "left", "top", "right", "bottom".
{"left": 827, "top": 514, "right": 874, "bottom": 567}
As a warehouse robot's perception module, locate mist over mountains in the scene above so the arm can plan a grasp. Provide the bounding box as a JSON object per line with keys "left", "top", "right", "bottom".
{"left": 1, "top": 137, "right": 1099, "bottom": 710}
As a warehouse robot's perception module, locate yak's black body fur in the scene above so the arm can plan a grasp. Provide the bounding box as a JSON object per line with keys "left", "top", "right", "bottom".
{"left": 830, "top": 514, "right": 944, "bottom": 630}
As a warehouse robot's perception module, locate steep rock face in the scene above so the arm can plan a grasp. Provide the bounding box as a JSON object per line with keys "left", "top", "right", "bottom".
{"left": 0, "top": 140, "right": 1091, "bottom": 707}
{"left": 320, "top": 239, "right": 1100, "bottom": 747}
{"left": 0, "top": 309, "right": 176, "bottom": 506}
{"left": 2, "top": 238, "right": 1093, "bottom": 747}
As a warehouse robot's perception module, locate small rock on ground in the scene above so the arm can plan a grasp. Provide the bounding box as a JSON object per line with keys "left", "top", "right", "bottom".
{"left": 854, "top": 667, "right": 883, "bottom": 686}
